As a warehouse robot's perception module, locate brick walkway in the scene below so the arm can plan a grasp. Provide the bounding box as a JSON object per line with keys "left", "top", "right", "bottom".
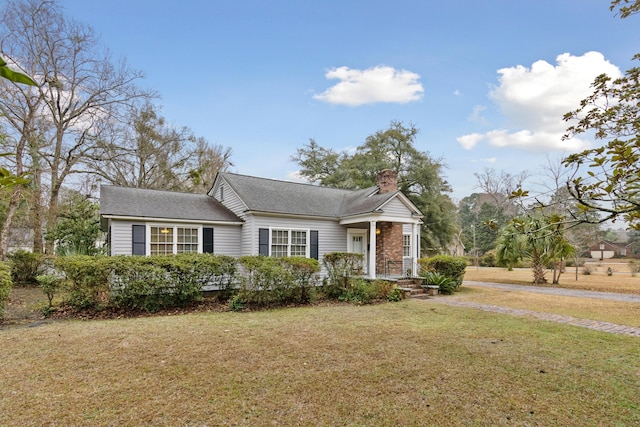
{"left": 421, "top": 281, "right": 640, "bottom": 338}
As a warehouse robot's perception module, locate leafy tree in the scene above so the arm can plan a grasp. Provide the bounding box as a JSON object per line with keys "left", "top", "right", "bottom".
{"left": 495, "top": 215, "right": 574, "bottom": 284}
{"left": 561, "top": 0, "right": 640, "bottom": 228}
{"left": 293, "top": 121, "right": 456, "bottom": 251}
{"left": 46, "top": 190, "right": 102, "bottom": 256}
{"left": 457, "top": 193, "right": 512, "bottom": 255}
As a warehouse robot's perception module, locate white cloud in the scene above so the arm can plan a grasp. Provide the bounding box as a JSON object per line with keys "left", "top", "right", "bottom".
{"left": 471, "top": 157, "right": 497, "bottom": 163}
{"left": 468, "top": 105, "right": 487, "bottom": 124}
{"left": 457, "top": 51, "right": 622, "bottom": 151}
{"left": 313, "top": 65, "right": 424, "bottom": 106}
{"left": 457, "top": 133, "right": 485, "bottom": 150}
{"left": 453, "top": 89, "right": 462, "bottom": 96}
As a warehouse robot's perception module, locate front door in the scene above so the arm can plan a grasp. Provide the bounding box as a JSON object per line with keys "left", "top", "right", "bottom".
{"left": 347, "top": 229, "right": 368, "bottom": 275}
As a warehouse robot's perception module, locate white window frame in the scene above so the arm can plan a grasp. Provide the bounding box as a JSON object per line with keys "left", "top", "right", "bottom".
{"left": 402, "top": 233, "right": 412, "bottom": 258}
{"left": 147, "top": 225, "right": 202, "bottom": 255}
{"left": 269, "top": 228, "right": 310, "bottom": 258}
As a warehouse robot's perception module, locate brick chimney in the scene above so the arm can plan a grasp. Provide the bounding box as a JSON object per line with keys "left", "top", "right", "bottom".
{"left": 376, "top": 169, "right": 398, "bottom": 194}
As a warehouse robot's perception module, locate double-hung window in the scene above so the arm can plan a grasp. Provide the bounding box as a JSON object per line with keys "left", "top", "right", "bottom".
{"left": 150, "top": 226, "right": 199, "bottom": 255}
{"left": 403, "top": 234, "right": 412, "bottom": 258}
{"left": 271, "top": 229, "right": 308, "bottom": 257}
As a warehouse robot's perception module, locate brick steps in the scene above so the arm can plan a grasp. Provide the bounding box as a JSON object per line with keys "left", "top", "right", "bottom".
{"left": 397, "top": 278, "right": 439, "bottom": 298}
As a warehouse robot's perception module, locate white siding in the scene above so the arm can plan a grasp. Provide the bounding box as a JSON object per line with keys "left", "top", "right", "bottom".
{"left": 212, "top": 225, "right": 242, "bottom": 257}
{"left": 110, "top": 219, "right": 138, "bottom": 255}
{"left": 249, "top": 214, "right": 347, "bottom": 259}
{"left": 383, "top": 198, "right": 414, "bottom": 218}
{"left": 109, "top": 219, "right": 242, "bottom": 257}
{"left": 215, "top": 178, "right": 248, "bottom": 219}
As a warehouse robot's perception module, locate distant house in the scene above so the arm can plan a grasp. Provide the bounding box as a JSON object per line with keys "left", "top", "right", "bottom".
{"left": 588, "top": 240, "right": 634, "bottom": 259}
{"left": 100, "top": 170, "right": 424, "bottom": 278}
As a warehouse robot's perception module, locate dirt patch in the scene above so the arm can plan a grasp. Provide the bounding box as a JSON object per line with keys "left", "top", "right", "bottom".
{"left": 1, "top": 287, "right": 350, "bottom": 329}
{"left": 2, "top": 287, "right": 49, "bottom": 328}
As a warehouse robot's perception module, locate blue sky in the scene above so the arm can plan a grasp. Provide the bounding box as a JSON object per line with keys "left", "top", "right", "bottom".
{"left": 62, "top": 0, "right": 637, "bottom": 201}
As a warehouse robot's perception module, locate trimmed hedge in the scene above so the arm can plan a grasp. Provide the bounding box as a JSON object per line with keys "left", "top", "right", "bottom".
{"left": 234, "top": 256, "right": 320, "bottom": 308}
{"left": 55, "top": 254, "right": 239, "bottom": 312}
{"left": 0, "top": 261, "right": 12, "bottom": 320}
{"left": 322, "top": 252, "right": 364, "bottom": 297}
{"left": 418, "top": 255, "right": 467, "bottom": 293}
{"left": 338, "top": 278, "right": 402, "bottom": 304}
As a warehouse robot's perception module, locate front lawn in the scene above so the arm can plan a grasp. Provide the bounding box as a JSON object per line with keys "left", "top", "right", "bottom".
{"left": 1, "top": 300, "right": 638, "bottom": 426}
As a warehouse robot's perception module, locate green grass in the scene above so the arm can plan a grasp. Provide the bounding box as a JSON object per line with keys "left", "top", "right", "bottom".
{"left": 1, "top": 300, "right": 639, "bottom": 426}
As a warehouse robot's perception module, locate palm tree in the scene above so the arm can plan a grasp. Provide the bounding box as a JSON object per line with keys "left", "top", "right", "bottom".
{"left": 496, "top": 215, "right": 575, "bottom": 284}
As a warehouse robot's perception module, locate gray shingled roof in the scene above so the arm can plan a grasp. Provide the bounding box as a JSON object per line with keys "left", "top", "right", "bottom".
{"left": 100, "top": 186, "right": 242, "bottom": 222}
{"left": 218, "top": 172, "right": 410, "bottom": 218}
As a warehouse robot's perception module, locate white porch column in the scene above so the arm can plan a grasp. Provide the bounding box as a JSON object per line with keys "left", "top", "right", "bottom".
{"left": 411, "top": 222, "right": 418, "bottom": 276}
{"left": 369, "top": 221, "right": 377, "bottom": 279}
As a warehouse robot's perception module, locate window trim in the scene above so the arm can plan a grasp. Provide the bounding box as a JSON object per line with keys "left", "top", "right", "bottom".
{"left": 147, "top": 224, "right": 203, "bottom": 255}
{"left": 268, "top": 227, "right": 310, "bottom": 258}
{"left": 402, "top": 233, "right": 412, "bottom": 258}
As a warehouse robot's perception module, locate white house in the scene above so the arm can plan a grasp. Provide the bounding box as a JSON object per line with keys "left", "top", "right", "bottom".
{"left": 100, "top": 170, "right": 423, "bottom": 278}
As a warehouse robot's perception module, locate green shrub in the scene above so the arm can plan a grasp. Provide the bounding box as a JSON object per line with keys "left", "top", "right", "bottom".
{"left": 337, "top": 279, "right": 398, "bottom": 304}
{"left": 418, "top": 255, "right": 466, "bottom": 291}
{"left": 228, "top": 294, "right": 246, "bottom": 311}
{"left": 386, "top": 287, "right": 404, "bottom": 302}
{"left": 36, "top": 273, "right": 64, "bottom": 308}
{"left": 422, "top": 271, "right": 456, "bottom": 295}
{"left": 55, "top": 254, "right": 238, "bottom": 312}
{"left": 54, "top": 255, "right": 112, "bottom": 309}
{"left": 7, "top": 250, "right": 46, "bottom": 286}
{"left": 110, "top": 257, "right": 182, "bottom": 312}
{"left": 322, "top": 252, "right": 364, "bottom": 298}
{"left": 0, "top": 261, "right": 13, "bottom": 320}
{"left": 479, "top": 250, "right": 496, "bottom": 267}
{"left": 110, "top": 254, "right": 237, "bottom": 312}
{"left": 236, "top": 256, "right": 320, "bottom": 307}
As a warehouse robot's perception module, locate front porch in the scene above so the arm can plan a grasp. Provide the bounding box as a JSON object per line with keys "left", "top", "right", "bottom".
{"left": 342, "top": 217, "right": 422, "bottom": 280}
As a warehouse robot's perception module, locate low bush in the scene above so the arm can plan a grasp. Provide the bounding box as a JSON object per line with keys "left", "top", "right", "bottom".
{"left": 479, "top": 250, "right": 496, "bottom": 267}
{"left": 582, "top": 264, "right": 592, "bottom": 275}
{"left": 7, "top": 250, "right": 48, "bottom": 286}
{"left": 36, "top": 273, "right": 64, "bottom": 309}
{"left": 322, "top": 252, "right": 364, "bottom": 298}
{"left": 422, "top": 271, "right": 456, "bottom": 295}
{"left": 337, "top": 278, "right": 398, "bottom": 304}
{"left": 55, "top": 255, "right": 112, "bottom": 309}
{"left": 0, "top": 261, "right": 12, "bottom": 320}
{"left": 55, "top": 254, "right": 239, "bottom": 312}
{"left": 236, "top": 256, "right": 320, "bottom": 307}
{"left": 418, "top": 255, "right": 466, "bottom": 293}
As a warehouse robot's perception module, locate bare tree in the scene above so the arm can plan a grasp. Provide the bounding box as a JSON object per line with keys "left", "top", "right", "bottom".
{"left": 85, "top": 102, "right": 232, "bottom": 192}
{"left": 0, "top": 0, "right": 154, "bottom": 255}
{"left": 474, "top": 168, "right": 529, "bottom": 218}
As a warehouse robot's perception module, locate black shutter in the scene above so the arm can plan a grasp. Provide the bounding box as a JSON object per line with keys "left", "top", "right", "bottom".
{"left": 132, "top": 225, "right": 146, "bottom": 255}
{"left": 259, "top": 228, "right": 269, "bottom": 256}
{"left": 203, "top": 227, "right": 214, "bottom": 254}
{"left": 310, "top": 230, "right": 319, "bottom": 260}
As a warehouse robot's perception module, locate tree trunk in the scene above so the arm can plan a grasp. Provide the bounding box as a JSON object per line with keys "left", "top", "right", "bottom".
{"left": 0, "top": 187, "right": 22, "bottom": 259}
{"left": 31, "top": 181, "right": 44, "bottom": 254}
{"left": 531, "top": 253, "right": 547, "bottom": 284}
